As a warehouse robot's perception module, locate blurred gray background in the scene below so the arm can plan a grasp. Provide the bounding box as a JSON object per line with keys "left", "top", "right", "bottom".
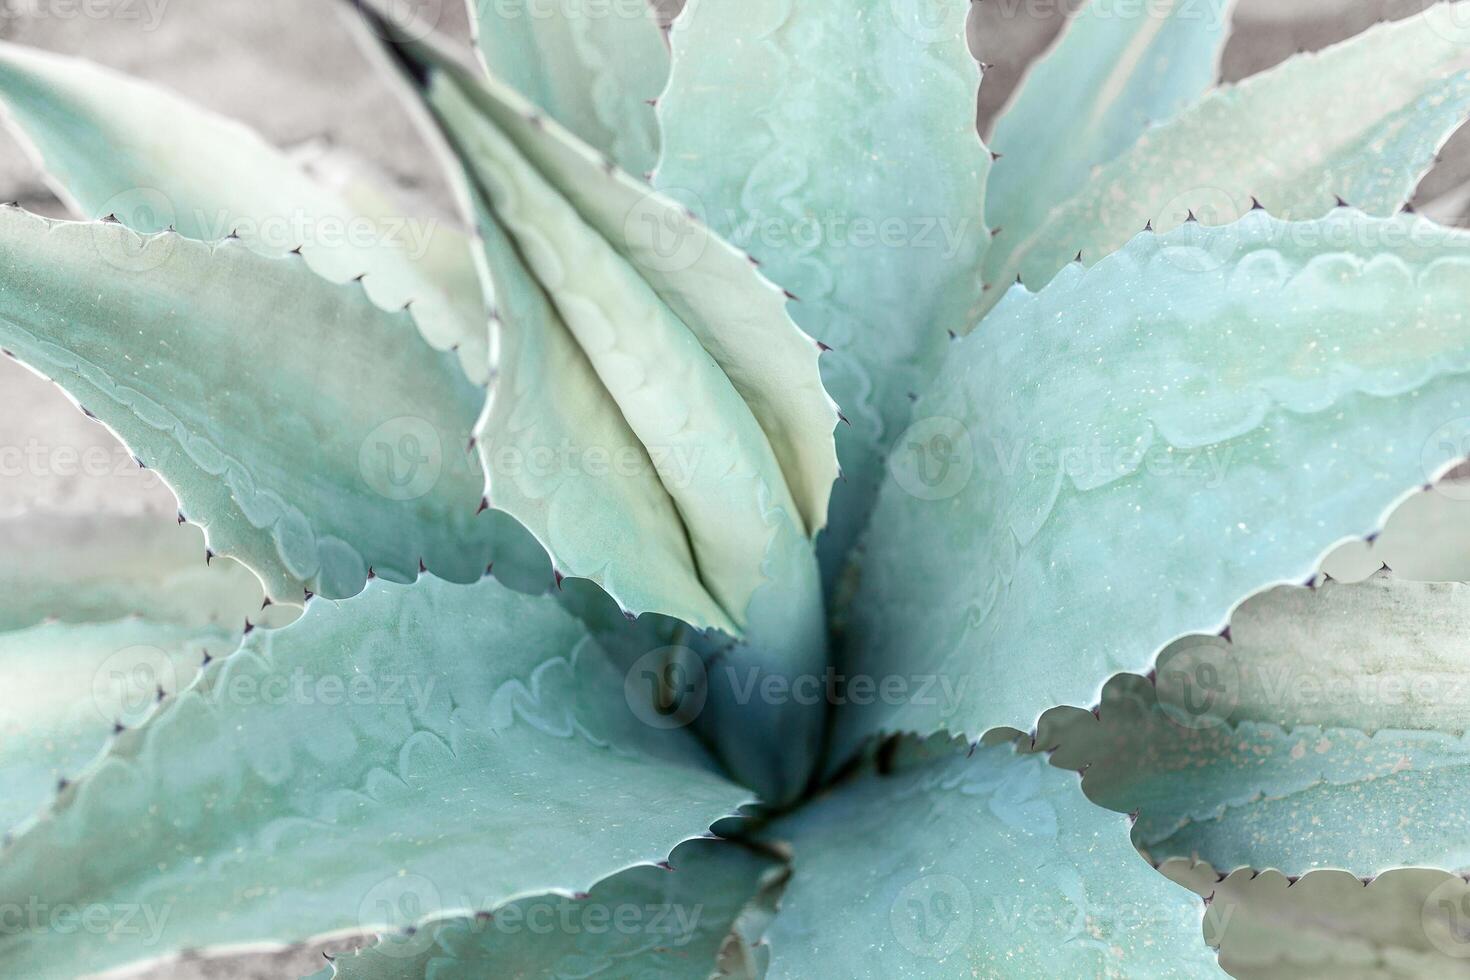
{"left": 0, "top": 0, "right": 1460, "bottom": 976}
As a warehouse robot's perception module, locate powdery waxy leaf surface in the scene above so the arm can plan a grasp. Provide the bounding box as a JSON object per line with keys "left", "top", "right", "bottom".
{"left": 761, "top": 738, "right": 1222, "bottom": 978}
{"left": 1037, "top": 572, "right": 1470, "bottom": 876}
{"left": 0, "top": 208, "right": 548, "bottom": 603}
{"left": 321, "top": 838, "right": 780, "bottom": 979}
{"left": 980, "top": 5, "right": 1470, "bottom": 314}
{"left": 841, "top": 210, "right": 1470, "bottom": 764}
{"left": 372, "top": 21, "right": 838, "bottom": 640}
{"left": 0, "top": 576, "right": 749, "bottom": 979}
{"left": 468, "top": 0, "right": 668, "bottom": 177}
{"left": 0, "top": 40, "right": 491, "bottom": 382}
{"left": 655, "top": 0, "right": 991, "bottom": 586}
{"left": 986, "top": 0, "right": 1236, "bottom": 266}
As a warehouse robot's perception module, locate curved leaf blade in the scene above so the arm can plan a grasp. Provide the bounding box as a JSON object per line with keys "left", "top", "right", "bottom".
{"left": 987, "top": 0, "right": 1237, "bottom": 261}
{"left": 840, "top": 210, "right": 1470, "bottom": 763}
{"left": 1040, "top": 573, "right": 1470, "bottom": 876}
{"left": 0, "top": 577, "right": 748, "bottom": 979}
{"left": 762, "top": 737, "right": 1221, "bottom": 978}
{"left": 655, "top": 0, "right": 990, "bottom": 585}
{"left": 0, "top": 208, "right": 547, "bottom": 601}
{"left": 981, "top": 6, "right": 1470, "bottom": 313}
{"left": 323, "top": 838, "right": 780, "bottom": 979}
{"left": 0, "top": 40, "right": 491, "bottom": 381}
{"left": 469, "top": 0, "right": 668, "bottom": 177}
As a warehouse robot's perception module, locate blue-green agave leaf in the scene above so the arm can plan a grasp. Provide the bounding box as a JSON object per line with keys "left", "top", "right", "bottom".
{"left": 1038, "top": 572, "right": 1470, "bottom": 876}
{"left": 0, "top": 207, "right": 547, "bottom": 602}
{"left": 321, "top": 838, "right": 781, "bottom": 979}
{"left": 0, "top": 40, "right": 491, "bottom": 382}
{"left": 654, "top": 0, "right": 990, "bottom": 587}
{"left": 987, "top": 0, "right": 1237, "bottom": 263}
{"left": 0, "top": 576, "right": 748, "bottom": 979}
{"left": 0, "top": 618, "right": 239, "bottom": 835}
{"left": 760, "top": 736, "right": 1221, "bottom": 978}
{"left": 358, "top": 16, "right": 838, "bottom": 640}
{"left": 839, "top": 209, "right": 1470, "bottom": 764}
{"left": 1176, "top": 864, "right": 1470, "bottom": 978}
{"left": 980, "top": 6, "right": 1470, "bottom": 314}
{"left": 0, "top": 511, "right": 281, "bottom": 831}
{"left": 469, "top": 0, "right": 667, "bottom": 177}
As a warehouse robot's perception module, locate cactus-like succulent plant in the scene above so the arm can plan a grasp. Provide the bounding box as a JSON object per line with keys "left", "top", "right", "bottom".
{"left": 4, "top": 0, "right": 1470, "bottom": 976}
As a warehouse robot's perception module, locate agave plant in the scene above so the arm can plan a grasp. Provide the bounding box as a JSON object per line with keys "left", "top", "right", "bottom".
{"left": 5, "top": 0, "right": 1470, "bottom": 975}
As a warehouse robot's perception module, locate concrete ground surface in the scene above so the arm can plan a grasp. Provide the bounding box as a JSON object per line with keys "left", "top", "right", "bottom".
{"left": 0, "top": 0, "right": 1461, "bottom": 976}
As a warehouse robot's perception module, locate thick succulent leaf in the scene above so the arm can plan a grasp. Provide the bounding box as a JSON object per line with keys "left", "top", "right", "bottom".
{"left": 1170, "top": 862, "right": 1470, "bottom": 978}
{"left": 1037, "top": 573, "right": 1470, "bottom": 876}
{"left": 987, "top": 0, "right": 1236, "bottom": 260}
{"left": 0, "top": 617, "right": 239, "bottom": 834}
{"left": 0, "top": 511, "right": 279, "bottom": 831}
{"left": 839, "top": 210, "right": 1470, "bottom": 764}
{"left": 362, "top": 16, "right": 838, "bottom": 639}
{"left": 0, "top": 207, "right": 548, "bottom": 602}
{"left": 469, "top": 0, "right": 667, "bottom": 177}
{"left": 322, "top": 838, "right": 781, "bottom": 979}
{"left": 0, "top": 40, "right": 490, "bottom": 381}
{"left": 0, "top": 511, "right": 265, "bottom": 633}
{"left": 760, "top": 737, "right": 1221, "bottom": 978}
{"left": 0, "top": 576, "right": 748, "bottom": 979}
{"left": 979, "top": 6, "right": 1470, "bottom": 313}
{"left": 654, "top": 0, "right": 990, "bottom": 585}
